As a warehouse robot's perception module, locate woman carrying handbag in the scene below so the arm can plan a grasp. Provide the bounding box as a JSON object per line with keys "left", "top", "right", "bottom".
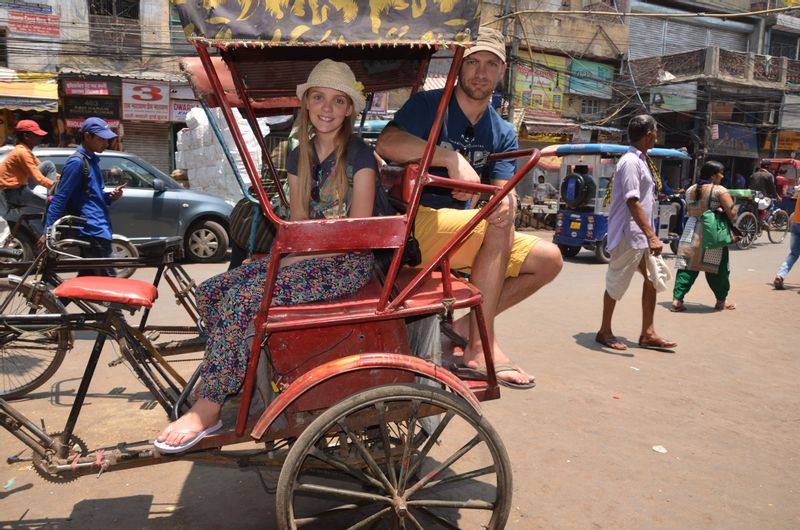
{"left": 671, "top": 160, "right": 737, "bottom": 312}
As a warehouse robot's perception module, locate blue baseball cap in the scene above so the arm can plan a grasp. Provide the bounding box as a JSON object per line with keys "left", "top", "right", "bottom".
{"left": 80, "top": 117, "right": 117, "bottom": 139}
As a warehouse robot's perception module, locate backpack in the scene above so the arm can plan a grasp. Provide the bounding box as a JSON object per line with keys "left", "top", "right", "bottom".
{"left": 46, "top": 151, "right": 92, "bottom": 218}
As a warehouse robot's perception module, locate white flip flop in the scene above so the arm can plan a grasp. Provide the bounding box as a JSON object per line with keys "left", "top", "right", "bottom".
{"left": 154, "top": 420, "right": 223, "bottom": 454}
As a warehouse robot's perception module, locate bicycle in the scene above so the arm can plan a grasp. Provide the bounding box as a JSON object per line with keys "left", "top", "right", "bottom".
{"left": 0, "top": 196, "right": 139, "bottom": 276}
{"left": 0, "top": 216, "right": 203, "bottom": 399}
{"left": 734, "top": 191, "right": 790, "bottom": 249}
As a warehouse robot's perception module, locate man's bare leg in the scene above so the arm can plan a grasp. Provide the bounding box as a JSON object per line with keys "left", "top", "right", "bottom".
{"left": 495, "top": 240, "right": 563, "bottom": 314}
{"left": 459, "top": 222, "right": 534, "bottom": 385}
{"left": 637, "top": 257, "right": 676, "bottom": 347}
{"left": 595, "top": 290, "right": 627, "bottom": 350}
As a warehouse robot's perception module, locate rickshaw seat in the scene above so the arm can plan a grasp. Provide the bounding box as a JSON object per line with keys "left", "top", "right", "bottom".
{"left": 53, "top": 277, "right": 159, "bottom": 308}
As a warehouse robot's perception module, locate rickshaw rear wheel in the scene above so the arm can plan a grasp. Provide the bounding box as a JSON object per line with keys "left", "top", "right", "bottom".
{"left": 0, "top": 279, "right": 71, "bottom": 399}
{"left": 595, "top": 236, "right": 611, "bottom": 264}
{"left": 558, "top": 244, "right": 581, "bottom": 258}
{"left": 276, "top": 383, "right": 512, "bottom": 530}
{"left": 735, "top": 212, "right": 758, "bottom": 250}
{"left": 669, "top": 239, "right": 679, "bottom": 254}
{"left": 767, "top": 209, "right": 789, "bottom": 244}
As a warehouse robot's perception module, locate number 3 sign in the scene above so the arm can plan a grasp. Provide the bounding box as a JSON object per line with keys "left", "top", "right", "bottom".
{"left": 122, "top": 80, "right": 170, "bottom": 122}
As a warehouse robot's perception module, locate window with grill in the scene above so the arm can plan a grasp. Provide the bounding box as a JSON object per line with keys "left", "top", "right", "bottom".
{"left": 88, "top": 0, "right": 141, "bottom": 60}
{"left": 170, "top": 6, "right": 195, "bottom": 55}
{"left": 769, "top": 31, "right": 798, "bottom": 60}
{"left": 581, "top": 98, "right": 601, "bottom": 117}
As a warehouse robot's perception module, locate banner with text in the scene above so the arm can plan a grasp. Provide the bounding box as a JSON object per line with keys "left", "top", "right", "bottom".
{"left": 568, "top": 59, "right": 613, "bottom": 100}
{"left": 122, "top": 81, "right": 170, "bottom": 122}
{"left": 514, "top": 54, "right": 567, "bottom": 118}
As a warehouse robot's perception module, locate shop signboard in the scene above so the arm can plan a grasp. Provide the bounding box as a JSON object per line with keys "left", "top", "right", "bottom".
{"left": 568, "top": 59, "right": 613, "bottom": 100}
{"left": 649, "top": 82, "right": 697, "bottom": 114}
{"left": 8, "top": 11, "right": 59, "bottom": 37}
{"left": 64, "top": 81, "right": 109, "bottom": 96}
{"left": 763, "top": 130, "right": 800, "bottom": 152}
{"left": 65, "top": 118, "right": 120, "bottom": 129}
{"left": 122, "top": 81, "right": 170, "bottom": 122}
{"left": 0, "top": 1, "right": 52, "bottom": 14}
{"left": 514, "top": 53, "right": 567, "bottom": 118}
{"left": 63, "top": 96, "right": 120, "bottom": 120}
{"left": 707, "top": 123, "right": 758, "bottom": 158}
{"left": 170, "top": 100, "right": 200, "bottom": 122}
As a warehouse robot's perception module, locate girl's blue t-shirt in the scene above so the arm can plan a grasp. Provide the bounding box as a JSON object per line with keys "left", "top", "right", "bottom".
{"left": 389, "top": 88, "right": 518, "bottom": 209}
{"left": 286, "top": 134, "right": 377, "bottom": 219}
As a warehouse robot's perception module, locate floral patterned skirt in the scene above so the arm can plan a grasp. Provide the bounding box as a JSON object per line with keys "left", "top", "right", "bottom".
{"left": 195, "top": 251, "right": 374, "bottom": 404}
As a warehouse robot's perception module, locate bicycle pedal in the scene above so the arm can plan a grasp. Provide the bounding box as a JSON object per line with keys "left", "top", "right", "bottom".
{"left": 108, "top": 356, "right": 124, "bottom": 367}
{"left": 145, "top": 331, "right": 161, "bottom": 341}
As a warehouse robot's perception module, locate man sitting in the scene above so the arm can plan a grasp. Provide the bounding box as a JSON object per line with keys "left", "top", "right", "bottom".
{"left": 376, "top": 27, "right": 563, "bottom": 389}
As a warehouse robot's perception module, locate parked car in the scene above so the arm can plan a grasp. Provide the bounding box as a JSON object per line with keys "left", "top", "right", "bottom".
{"left": 0, "top": 148, "right": 234, "bottom": 262}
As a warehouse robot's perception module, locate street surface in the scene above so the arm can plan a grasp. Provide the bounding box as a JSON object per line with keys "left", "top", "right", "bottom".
{"left": 1, "top": 232, "right": 798, "bottom": 529}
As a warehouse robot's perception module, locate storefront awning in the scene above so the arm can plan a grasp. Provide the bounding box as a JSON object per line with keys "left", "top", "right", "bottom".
{"left": 0, "top": 80, "right": 58, "bottom": 111}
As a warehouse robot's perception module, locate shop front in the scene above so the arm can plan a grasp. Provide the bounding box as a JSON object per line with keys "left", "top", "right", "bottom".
{"left": 0, "top": 74, "right": 59, "bottom": 145}
{"left": 706, "top": 122, "right": 760, "bottom": 188}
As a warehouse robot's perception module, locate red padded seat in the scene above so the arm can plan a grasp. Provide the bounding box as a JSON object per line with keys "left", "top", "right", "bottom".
{"left": 53, "top": 277, "right": 159, "bottom": 308}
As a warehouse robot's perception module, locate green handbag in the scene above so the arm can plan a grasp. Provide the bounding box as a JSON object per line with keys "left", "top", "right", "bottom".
{"left": 700, "top": 185, "right": 733, "bottom": 249}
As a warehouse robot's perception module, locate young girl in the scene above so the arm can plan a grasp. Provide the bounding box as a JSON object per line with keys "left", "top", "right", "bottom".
{"left": 155, "top": 60, "right": 377, "bottom": 453}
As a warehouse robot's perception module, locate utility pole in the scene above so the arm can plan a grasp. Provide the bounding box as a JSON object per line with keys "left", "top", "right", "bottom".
{"left": 502, "top": 0, "right": 519, "bottom": 125}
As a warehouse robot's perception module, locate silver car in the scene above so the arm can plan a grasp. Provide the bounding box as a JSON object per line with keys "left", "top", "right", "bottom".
{"left": 1, "top": 148, "right": 234, "bottom": 263}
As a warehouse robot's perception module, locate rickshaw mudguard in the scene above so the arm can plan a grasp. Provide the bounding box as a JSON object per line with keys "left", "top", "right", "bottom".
{"left": 249, "top": 353, "right": 482, "bottom": 440}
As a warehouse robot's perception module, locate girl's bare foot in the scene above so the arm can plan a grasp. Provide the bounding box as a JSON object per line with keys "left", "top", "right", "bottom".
{"left": 156, "top": 398, "right": 222, "bottom": 448}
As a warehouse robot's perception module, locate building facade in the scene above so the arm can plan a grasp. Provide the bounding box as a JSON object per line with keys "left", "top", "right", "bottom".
{"left": 0, "top": 0, "right": 196, "bottom": 173}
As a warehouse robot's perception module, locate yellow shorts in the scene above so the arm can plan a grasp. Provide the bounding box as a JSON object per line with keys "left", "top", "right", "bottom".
{"left": 414, "top": 206, "right": 540, "bottom": 278}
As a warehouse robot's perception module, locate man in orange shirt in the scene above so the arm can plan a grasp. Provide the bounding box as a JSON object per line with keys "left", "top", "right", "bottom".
{"left": 0, "top": 119, "right": 57, "bottom": 210}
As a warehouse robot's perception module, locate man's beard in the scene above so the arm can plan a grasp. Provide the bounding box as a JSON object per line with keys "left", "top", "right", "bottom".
{"left": 459, "top": 81, "right": 495, "bottom": 101}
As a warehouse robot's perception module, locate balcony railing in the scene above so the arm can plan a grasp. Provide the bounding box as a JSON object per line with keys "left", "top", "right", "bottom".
{"left": 629, "top": 46, "right": 800, "bottom": 90}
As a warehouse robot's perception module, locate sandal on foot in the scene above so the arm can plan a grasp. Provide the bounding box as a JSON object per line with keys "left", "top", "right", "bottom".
{"left": 773, "top": 277, "right": 785, "bottom": 290}
{"left": 638, "top": 336, "right": 677, "bottom": 350}
{"left": 714, "top": 301, "right": 736, "bottom": 310}
{"left": 595, "top": 333, "right": 628, "bottom": 351}
{"left": 154, "top": 421, "right": 223, "bottom": 454}
{"left": 450, "top": 362, "right": 536, "bottom": 390}
{"left": 669, "top": 303, "right": 687, "bottom": 313}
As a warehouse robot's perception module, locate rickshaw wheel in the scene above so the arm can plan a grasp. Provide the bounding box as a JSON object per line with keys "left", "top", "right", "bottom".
{"left": 767, "top": 209, "right": 789, "bottom": 244}
{"left": 735, "top": 212, "right": 758, "bottom": 250}
{"left": 0, "top": 279, "right": 71, "bottom": 399}
{"left": 669, "top": 239, "right": 679, "bottom": 255}
{"left": 595, "top": 236, "right": 611, "bottom": 264}
{"left": 276, "top": 383, "right": 512, "bottom": 530}
{"left": 558, "top": 244, "right": 580, "bottom": 258}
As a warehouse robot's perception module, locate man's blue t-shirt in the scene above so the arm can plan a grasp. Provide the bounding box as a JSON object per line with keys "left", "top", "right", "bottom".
{"left": 390, "top": 88, "right": 518, "bottom": 209}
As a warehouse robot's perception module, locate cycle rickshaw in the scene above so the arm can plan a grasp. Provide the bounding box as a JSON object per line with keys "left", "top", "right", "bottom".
{"left": 0, "top": 2, "right": 542, "bottom": 527}
{"left": 731, "top": 189, "right": 790, "bottom": 250}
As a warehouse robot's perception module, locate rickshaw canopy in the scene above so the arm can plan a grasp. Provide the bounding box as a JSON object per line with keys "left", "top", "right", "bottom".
{"left": 537, "top": 143, "right": 690, "bottom": 171}
{"left": 172, "top": 0, "right": 481, "bottom": 48}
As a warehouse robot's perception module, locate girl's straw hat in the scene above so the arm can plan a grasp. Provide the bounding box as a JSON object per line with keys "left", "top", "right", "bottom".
{"left": 296, "top": 59, "right": 366, "bottom": 113}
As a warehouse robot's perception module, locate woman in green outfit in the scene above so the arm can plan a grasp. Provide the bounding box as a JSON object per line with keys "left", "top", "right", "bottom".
{"left": 671, "top": 160, "right": 737, "bottom": 312}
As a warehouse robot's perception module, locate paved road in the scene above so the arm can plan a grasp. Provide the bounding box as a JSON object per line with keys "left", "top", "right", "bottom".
{"left": 1, "top": 233, "right": 798, "bottom": 529}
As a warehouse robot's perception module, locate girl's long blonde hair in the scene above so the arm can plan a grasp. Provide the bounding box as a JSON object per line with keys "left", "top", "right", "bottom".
{"left": 295, "top": 93, "right": 354, "bottom": 218}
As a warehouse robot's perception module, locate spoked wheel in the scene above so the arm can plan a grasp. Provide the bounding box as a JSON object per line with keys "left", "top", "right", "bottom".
{"left": 276, "top": 383, "right": 512, "bottom": 530}
{"left": 735, "top": 212, "right": 758, "bottom": 250}
{"left": 0, "top": 279, "right": 71, "bottom": 399}
{"left": 767, "top": 209, "right": 789, "bottom": 244}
